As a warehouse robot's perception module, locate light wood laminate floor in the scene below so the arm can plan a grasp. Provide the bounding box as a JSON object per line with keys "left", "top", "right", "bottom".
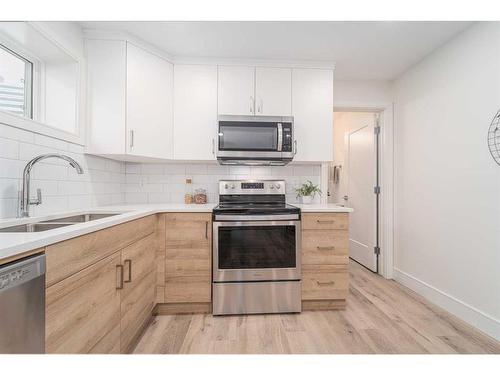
{"left": 134, "top": 260, "right": 500, "bottom": 354}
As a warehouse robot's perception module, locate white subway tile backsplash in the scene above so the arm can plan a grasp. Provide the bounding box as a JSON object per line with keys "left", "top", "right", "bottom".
{"left": 0, "top": 123, "right": 126, "bottom": 219}
{"left": 0, "top": 138, "right": 19, "bottom": 159}
{"left": 126, "top": 163, "right": 141, "bottom": 174}
{"left": 123, "top": 162, "right": 322, "bottom": 205}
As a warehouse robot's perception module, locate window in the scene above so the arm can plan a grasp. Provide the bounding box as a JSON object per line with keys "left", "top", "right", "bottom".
{"left": 0, "top": 43, "right": 33, "bottom": 119}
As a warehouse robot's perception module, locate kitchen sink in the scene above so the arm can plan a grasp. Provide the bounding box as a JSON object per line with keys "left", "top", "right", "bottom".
{"left": 0, "top": 222, "right": 73, "bottom": 233}
{"left": 40, "top": 213, "right": 120, "bottom": 224}
{"left": 0, "top": 213, "right": 121, "bottom": 233}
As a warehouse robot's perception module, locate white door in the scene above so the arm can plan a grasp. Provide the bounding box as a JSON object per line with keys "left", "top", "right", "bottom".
{"left": 255, "top": 67, "right": 292, "bottom": 116}
{"left": 292, "top": 68, "right": 334, "bottom": 162}
{"left": 126, "top": 43, "right": 173, "bottom": 159}
{"left": 173, "top": 64, "right": 218, "bottom": 160}
{"left": 218, "top": 66, "right": 255, "bottom": 116}
{"left": 346, "top": 115, "right": 377, "bottom": 271}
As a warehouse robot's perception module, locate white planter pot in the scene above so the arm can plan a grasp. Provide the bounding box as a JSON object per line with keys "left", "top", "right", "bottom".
{"left": 300, "top": 196, "right": 313, "bottom": 204}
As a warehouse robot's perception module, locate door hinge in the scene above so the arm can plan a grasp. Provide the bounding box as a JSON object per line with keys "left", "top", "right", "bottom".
{"left": 374, "top": 186, "right": 381, "bottom": 195}
{"left": 374, "top": 126, "right": 381, "bottom": 135}
{"left": 374, "top": 246, "right": 381, "bottom": 255}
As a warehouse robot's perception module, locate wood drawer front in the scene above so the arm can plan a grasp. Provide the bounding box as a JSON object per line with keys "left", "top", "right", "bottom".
{"left": 302, "top": 229, "right": 348, "bottom": 265}
{"left": 46, "top": 252, "right": 121, "bottom": 354}
{"left": 302, "top": 265, "right": 349, "bottom": 300}
{"left": 165, "top": 213, "right": 212, "bottom": 247}
{"left": 46, "top": 215, "right": 156, "bottom": 287}
{"left": 164, "top": 271, "right": 211, "bottom": 303}
{"left": 302, "top": 213, "right": 349, "bottom": 230}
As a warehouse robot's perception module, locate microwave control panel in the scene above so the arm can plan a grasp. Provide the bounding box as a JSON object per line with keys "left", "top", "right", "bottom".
{"left": 281, "top": 123, "right": 293, "bottom": 152}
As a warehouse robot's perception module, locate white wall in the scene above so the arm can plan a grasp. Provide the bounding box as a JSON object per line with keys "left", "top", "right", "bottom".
{"left": 393, "top": 22, "right": 500, "bottom": 340}
{"left": 334, "top": 79, "right": 392, "bottom": 107}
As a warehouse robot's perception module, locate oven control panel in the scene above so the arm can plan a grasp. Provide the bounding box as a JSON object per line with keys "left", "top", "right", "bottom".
{"left": 220, "top": 180, "right": 285, "bottom": 195}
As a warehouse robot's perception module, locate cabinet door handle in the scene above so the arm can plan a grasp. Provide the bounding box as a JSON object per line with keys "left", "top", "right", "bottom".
{"left": 257, "top": 98, "right": 263, "bottom": 113}
{"left": 317, "top": 246, "right": 335, "bottom": 251}
{"left": 250, "top": 96, "right": 254, "bottom": 114}
{"left": 316, "top": 220, "right": 336, "bottom": 224}
{"left": 116, "top": 264, "right": 124, "bottom": 290}
{"left": 211, "top": 138, "right": 215, "bottom": 155}
{"left": 205, "top": 221, "right": 208, "bottom": 239}
{"left": 294, "top": 140, "right": 297, "bottom": 155}
{"left": 316, "top": 280, "right": 335, "bottom": 286}
{"left": 129, "top": 130, "right": 134, "bottom": 148}
{"left": 124, "top": 259, "right": 132, "bottom": 283}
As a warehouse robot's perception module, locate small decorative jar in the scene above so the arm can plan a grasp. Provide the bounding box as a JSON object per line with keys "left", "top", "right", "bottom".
{"left": 194, "top": 188, "right": 207, "bottom": 204}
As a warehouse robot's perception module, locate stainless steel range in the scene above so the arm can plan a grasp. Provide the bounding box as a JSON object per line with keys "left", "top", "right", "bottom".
{"left": 212, "top": 180, "right": 301, "bottom": 315}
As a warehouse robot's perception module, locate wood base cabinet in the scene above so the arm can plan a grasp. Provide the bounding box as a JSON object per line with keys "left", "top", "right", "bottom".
{"left": 45, "top": 216, "right": 157, "bottom": 354}
{"left": 161, "top": 213, "right": 212, "bottom": 312}
{"left": 301, "top": 213, "right": 349, "bottom": 310}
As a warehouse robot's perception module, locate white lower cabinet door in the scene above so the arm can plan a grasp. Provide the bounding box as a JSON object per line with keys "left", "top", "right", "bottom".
{"left": 126, "top": 43, "right": 173, "bottom": 159}
{"left": 173, "top": 64, "right": 218, "bottom": 160}
{"left": 292, "top": 68, "right": 334, "bottom": 162}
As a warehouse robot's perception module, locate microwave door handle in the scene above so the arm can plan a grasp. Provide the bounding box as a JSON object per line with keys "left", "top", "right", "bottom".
{"left": 277, "top": 123, "right": 283, "bottom": 151}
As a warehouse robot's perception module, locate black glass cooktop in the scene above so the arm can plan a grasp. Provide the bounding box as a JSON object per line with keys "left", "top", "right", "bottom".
{"left": 213, "top": 202, "right": 300, "bottom": 216}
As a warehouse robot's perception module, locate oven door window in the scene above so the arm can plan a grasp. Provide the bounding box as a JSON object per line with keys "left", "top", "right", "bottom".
{"left": 218, "top": 225, "right": 296, "bottom": 269}
{"left": 219, "top": 123, "right": 278, "bottom": 151}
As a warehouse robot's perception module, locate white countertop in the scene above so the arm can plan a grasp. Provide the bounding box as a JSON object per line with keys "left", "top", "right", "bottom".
{"left": 0, "top": 202, "right": 351, "bottom": 264}
{"left": 292, "top": 203, "right": 353, "bottom": 213}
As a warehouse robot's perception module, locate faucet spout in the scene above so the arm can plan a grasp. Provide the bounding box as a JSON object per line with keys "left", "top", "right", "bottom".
{"left": 20, "top": 154, "right": 84, "bottom": 218}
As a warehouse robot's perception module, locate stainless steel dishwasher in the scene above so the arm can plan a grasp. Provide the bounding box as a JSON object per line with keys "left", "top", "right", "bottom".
{"left": 0, "top": 254, "right": 45, "bottom": 353}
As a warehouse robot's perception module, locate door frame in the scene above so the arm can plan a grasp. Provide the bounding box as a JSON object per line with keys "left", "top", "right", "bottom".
{"left": 324, "top": 102, "right": 394, "bottom": 279}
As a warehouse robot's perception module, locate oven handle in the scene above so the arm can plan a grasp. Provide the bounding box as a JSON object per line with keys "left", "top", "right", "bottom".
{"left": 213, "top": 220, "right": 301, "bottom": 227}
{"left": 214, "top": 214, "right": 300, "bottom": 221}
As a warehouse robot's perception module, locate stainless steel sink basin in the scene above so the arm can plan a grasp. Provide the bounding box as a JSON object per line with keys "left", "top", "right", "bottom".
{"left": 0, "top": 222, "right": 73, "bottom": 233}
{"left": 0, "top": 213, "right": 121, "bottom": 233}
{"left": 40, "top": 213, "right": 119, "bottom": 224}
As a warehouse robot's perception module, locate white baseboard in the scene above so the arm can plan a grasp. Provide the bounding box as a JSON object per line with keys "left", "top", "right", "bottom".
{"left": 393, "top": 268, "right": 500, "bottom": 342}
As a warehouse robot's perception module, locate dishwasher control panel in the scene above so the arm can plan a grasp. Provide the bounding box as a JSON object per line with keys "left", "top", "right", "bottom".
{"left": 0, "top": 256, "right": 45, "bottom": 292}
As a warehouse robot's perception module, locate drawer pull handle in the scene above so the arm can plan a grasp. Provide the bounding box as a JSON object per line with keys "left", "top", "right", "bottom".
{"left": 124, "top": 259, "right": 132, "bottom": 283}
{"left": 116, "top": 265, "right": 124, "bottom": 290}
{"left": 317, "top": 246, "right": 335, "bottom": 251}
{"left": 316, "top": 281, "right": 336, "bottom": 286}
{"left": 205, "top": 221, "right": 208, "bottom": 239}
{"left": 317, "top": 220, "right": 336, "bottom": 224}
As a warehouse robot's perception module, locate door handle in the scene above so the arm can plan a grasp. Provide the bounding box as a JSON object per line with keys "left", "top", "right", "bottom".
{"left": 205, "top": 221, "right": 208, "bottom": 239}
{"left": 124, "top": 259, "right": 132, "bottom": 283}
{"left": 294, "top": 140, "right": 297, "bottom": 155}
{"left": 316, "top": 246, "right": 335, "bottom": 251}
{"left": 316, "top": 220, "right": 336, "bottom": 224}
{"left": 116, "top": 264, "right": 124, "bottom": 290}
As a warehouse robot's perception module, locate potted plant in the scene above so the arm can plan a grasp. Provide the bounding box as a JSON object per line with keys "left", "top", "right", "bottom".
{"left": 295, "top": 180, "right": 321, "bottom": 204}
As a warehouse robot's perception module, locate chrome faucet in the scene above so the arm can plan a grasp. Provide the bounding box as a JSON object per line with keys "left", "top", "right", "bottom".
{"left": 20, "top": 154, "right": 84, "bottom": 218}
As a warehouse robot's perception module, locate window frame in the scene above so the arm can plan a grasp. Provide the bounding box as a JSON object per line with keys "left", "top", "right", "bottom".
{"left": 0, "top": 42, "right": 34, "bottom": 119}
{"left": 0, "top": 22, "right": 84, "bottom": 146}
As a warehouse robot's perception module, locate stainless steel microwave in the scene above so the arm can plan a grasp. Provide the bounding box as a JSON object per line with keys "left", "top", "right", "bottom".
{"left": 216, "top": 115, "right": 295, "bottom": 166}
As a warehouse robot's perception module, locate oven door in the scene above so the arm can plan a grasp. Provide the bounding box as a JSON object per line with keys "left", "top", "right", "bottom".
{"left": 213, "top": 220, "right": 301, "bottom": 282}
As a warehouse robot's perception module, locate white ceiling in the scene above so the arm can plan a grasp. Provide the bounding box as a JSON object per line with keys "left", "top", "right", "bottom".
{"left": 80, "top": 21, "right": 472, "bottom": 80}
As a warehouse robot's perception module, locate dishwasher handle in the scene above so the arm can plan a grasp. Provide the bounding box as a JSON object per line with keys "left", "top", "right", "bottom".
{"left": 0, "top": 254, "right": 45, "bottom": 293}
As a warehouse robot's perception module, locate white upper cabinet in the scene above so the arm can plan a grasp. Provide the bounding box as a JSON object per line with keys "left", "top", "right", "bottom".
{"left": 218, "top": 66, "right": 255, "bottom": 116}
{"left": 173, "top": 64, "right": 218, "bottom": 160}
{"left": 292, "top": 68, "right": 334, "bottom": 162}
{"left": 86, "top": 39, "right": 127, "bottom": 155}
{"left": 86, "top": 39, "right": 173, "bottom": 160}
{"left": 126, "top": 43, "right": 173, "bottom": 159}
{"left": 255, "top": 67, "right": 292, "bottom": 116}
